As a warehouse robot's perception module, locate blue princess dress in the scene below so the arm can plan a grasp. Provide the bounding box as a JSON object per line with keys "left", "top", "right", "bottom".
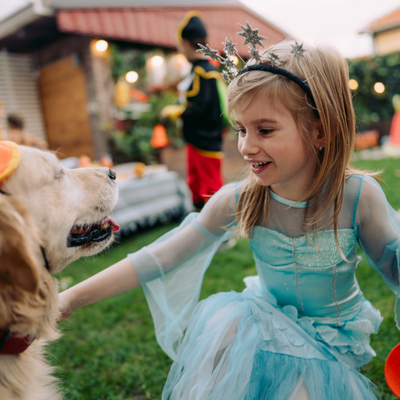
{"left": 128, "top": 175, "right": 400, "bottom": 400}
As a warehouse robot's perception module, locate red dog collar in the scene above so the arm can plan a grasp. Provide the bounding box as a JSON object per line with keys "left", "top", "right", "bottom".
{"left": 0, "top": 330, "right": 35, "bottom": 354}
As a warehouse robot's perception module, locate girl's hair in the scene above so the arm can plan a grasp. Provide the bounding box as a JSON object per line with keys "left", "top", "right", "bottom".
{"left": 228, "top": 40, "right": 375, "bottom": 253}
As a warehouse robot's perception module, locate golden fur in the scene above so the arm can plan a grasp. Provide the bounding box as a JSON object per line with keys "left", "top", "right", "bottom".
{"left": 0, "top": 145, "right": 118, "bottom": 399}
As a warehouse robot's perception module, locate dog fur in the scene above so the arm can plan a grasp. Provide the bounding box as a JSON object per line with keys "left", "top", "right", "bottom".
{"left": 0, "top": 145, "right": 118, "bottom": 399}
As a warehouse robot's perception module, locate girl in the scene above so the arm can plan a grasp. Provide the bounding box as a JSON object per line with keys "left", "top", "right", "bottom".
{"left": 59, "top": 40, "right": 399, "bottom": 399}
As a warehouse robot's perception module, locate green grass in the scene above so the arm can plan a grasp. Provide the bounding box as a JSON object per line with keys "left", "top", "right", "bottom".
{"left": 50, "top": 158, "right": 400, "bottom": 399}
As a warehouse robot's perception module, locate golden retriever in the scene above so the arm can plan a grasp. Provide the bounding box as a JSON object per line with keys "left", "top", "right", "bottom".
{"left": 0, "top": 144, "right": 119, "bottom": 399}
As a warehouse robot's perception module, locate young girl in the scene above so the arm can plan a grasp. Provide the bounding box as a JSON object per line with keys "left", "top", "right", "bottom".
{"left": 58, "top": 40, "right": 400, "bottom": 400}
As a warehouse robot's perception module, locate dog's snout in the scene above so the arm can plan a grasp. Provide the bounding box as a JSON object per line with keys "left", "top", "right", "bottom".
{"left": 108, "top": 169, "right": 116, "bottom": 180}
{"left": 99, "top": 167, "right": 116, "bottom": 181}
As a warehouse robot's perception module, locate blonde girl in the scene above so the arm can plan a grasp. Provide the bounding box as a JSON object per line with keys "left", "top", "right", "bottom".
{"left": 59, "top": 41, "right": 400, "bottom": 400}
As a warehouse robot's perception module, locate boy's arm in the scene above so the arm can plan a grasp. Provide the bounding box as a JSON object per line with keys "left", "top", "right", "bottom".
{"left": 58, "top": 257, "right": 138, "bottom": 321}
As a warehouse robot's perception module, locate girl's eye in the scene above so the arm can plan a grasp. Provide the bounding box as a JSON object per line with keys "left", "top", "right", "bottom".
{"left": 260, "top": 129, "right": 273, "bottom": 135}
{"left": 235, "top": 129, "right": 246, "bottom": 136}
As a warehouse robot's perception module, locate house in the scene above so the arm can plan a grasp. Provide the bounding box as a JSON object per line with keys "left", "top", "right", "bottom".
{"left": 361, "top": 6, "right": 400, "bottom": 55}
{"left": 0, "top": 0, "right": 286, "bottom": 159}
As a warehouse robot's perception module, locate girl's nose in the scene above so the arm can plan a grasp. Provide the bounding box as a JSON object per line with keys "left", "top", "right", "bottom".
{"left": 239, "top": 133, "right": 259, "bottom": 156}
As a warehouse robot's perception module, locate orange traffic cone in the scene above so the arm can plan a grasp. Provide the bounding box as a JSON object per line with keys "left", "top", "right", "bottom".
{"left": 390, "top": 112, "right": 400, "bottom": 146}
{"left": 150, "top": 124, "right": 168, "bottom": 148}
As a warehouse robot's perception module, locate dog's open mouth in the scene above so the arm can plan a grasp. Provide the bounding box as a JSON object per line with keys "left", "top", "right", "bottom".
{"left": 67, "top": 217, "right": 120, "bottom": 248}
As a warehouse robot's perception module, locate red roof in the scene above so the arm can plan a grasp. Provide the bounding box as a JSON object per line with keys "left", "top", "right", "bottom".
{"left": 363, "top": 6, "right": 400, "bottom": 34}
{"left": 57, "top": 7, "right": 285, "bottom": 56}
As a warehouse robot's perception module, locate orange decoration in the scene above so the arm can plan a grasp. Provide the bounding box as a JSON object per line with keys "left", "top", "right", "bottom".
{"left": 133, "top": 162, "right": 146, "bottom": 178}
{"left": 209, "top": 58, "right": 221, "bottom": 68}
{"left": 78, "top": 154, "right": 93, "bottom": 168}
{"left": 0, "top": 143, "right": 13, "bottom": 174}
{"left": 385, "top": 343, "right": 400, "bottom": 398}
{"left": 99, "top": 156, "right": 114, "bottom": 169}
{"left": 354, "top": 130, "right": 379, "bottom": 150}
{"left": 129, "top": 88, "right": 149, "bottom": 103}
{"left": 150, "top": 124, "right": 168, "bottom": 148}
{"left": 0, "top": 141, "right": 20, "bottom": 182}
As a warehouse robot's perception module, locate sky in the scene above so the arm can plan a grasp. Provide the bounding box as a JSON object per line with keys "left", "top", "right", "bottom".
{"left": 1, "top": 0, "right": 400, "bottom": 58}
{"left": 240, "top": 0, "right": 400, "bottom": 58}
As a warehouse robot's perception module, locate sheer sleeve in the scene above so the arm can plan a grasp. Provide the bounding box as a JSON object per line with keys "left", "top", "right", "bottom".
{"left": 356, "top": 175, "right": 400, "bottom": 328}
{"left": 127, "top": 182, "right": 240, "bottom": 359}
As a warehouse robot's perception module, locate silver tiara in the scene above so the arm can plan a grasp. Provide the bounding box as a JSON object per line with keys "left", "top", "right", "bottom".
{"left": 197, "top": 22, "right": 307, "bottom": 83}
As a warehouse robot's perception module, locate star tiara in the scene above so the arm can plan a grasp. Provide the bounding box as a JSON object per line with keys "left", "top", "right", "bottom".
{"left": 196, "top": 22, "right": 314, "bottom": 103}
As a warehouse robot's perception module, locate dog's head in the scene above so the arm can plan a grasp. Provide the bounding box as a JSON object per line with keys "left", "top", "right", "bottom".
{"left": 1, "top": 144, "right": 119, "bottom": 274}
{"left": 0, "top": 143, "right": 119, "bottom": 336}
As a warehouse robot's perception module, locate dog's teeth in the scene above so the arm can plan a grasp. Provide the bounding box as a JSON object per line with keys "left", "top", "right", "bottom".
{"left": 101, "top": 223, "right": 108, "bottom": 229}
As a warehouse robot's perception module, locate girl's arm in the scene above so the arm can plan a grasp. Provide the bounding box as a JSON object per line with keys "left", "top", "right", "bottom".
{"left": 58, "top": 182, "right": 240, "bottom": 332}
{"left": 357, "top": 176, "right": 400, "bottom": 287}
{"left": 356, "top": 176, "right": 400, "bottom": 329}
{"left": 58, "top": 257, "right": 139, "bottom": 321}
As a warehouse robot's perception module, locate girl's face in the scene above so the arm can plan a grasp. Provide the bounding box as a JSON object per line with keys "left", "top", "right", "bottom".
{"left": 236, "top": 94, "right": 320, "bottom": 201}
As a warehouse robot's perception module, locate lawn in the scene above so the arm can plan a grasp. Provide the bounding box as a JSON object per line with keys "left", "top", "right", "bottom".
{"left": 50, "top": 157, "right": 400, "bottom": 399}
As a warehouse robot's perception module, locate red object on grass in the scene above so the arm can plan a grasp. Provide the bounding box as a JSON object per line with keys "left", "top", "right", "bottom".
{"left": 385, "top": 343, "right": 400, "bottom": 398}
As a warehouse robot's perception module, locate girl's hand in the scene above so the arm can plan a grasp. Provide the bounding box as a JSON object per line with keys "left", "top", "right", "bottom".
{"left": 55, "top": 257, "right": 140, "bottom": 322}
{"left": 57, "top": 290, "right": 75, "bottom": 322}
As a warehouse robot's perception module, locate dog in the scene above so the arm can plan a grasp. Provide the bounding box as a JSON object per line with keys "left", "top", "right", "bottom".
{"left": 0, "top": 142, "right": 119, "bottom": 399}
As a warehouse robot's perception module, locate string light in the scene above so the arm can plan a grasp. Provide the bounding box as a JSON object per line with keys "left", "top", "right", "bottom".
{"left": 95, "top": 40, "right": 108, "bottom": 52}
{"left": 348, "top": 79, "right": 358, "bottom": 90}
{"left": 125, "top": 71, "right": 139, "bottom": 83}
{"left": 229, "top": 55, "right": 239, "bottom": 65}
{"left": 374, "top": 82, "right": 385, "bottom": 94}
{"left": 151, "top": 56, "right": 164, "bottom": 67}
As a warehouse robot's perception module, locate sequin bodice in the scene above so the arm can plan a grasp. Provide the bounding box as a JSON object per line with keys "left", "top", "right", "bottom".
{"left": 249, "top": 227, "right": 363, "bottom": 325}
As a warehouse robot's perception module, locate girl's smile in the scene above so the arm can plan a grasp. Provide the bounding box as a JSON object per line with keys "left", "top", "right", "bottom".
{"left": 247, "top": 160, "right": 272, "bottom": 174}
{"left": 235, "top": 94, "right": 321, "bottom": 201}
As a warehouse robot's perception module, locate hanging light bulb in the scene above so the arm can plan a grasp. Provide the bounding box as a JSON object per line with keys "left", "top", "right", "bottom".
{"left": 374, "top": 82, "right": 385, "bottom": 94}
{"left": 125, "top": 71, "right": 139, "bottom": 83}
{"left": 151, "top": 55, "right": 164, "bottom": 67}
{"left": 95, "top": 40, "right": 108, "bottom": 52}
{"left": 348, "top": 79, "right": 358, "bottom": 90}
{"left": 229, "top": 55, "right": 239, "bottom": 65}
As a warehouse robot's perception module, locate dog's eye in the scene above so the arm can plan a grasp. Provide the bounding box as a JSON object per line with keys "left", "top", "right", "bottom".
{"left": 54, "top": 169, "right": 64, "bottom": 180}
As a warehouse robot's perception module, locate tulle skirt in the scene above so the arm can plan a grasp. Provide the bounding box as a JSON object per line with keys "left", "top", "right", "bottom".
{"left": 162, "top": 278, "right": 382, "bottom": 400}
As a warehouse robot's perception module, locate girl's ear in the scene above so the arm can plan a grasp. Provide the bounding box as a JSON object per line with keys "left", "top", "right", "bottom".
{"left": 313, "top": 120, "right": 325, "bottom": 150}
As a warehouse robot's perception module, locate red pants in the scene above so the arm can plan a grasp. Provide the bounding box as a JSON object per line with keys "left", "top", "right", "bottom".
{"left": 187, "top": 144, "right": 223, "bottom": 205}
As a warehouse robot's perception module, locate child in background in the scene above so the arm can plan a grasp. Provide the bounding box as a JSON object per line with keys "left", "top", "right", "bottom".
{"left": 160, "top": 12, "right": 225, "bottom": 211}
{"left": 5, "top": 113, "right": 48, "bottom": 149}
{"left": 58, "top": 37, "right": 400, "bottom": 399}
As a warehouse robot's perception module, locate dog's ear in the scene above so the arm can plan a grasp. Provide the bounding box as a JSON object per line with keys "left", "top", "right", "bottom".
{"left": 0, "top": 195, "right": 39, "bottom": 293}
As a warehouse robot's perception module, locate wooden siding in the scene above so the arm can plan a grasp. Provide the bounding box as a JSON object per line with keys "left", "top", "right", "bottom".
{"left": 38, "top": 55, "right": 93, "bottom": 158}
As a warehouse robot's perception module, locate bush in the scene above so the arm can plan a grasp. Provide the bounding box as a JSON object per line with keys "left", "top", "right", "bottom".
{"left": 348, "top": 52, "right": 400, "bottom": 129}
{"left": 110, "top": 91, "right": 182, "bottom": 164}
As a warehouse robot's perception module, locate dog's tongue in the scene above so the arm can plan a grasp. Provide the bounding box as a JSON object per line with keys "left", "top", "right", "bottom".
{"left": 108, "top": 217, "right": 120, "bottom": 232}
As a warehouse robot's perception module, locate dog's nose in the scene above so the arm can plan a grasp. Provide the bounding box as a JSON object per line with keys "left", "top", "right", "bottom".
{"left": 108, "top": 169, "right": 116, "bottom": 180}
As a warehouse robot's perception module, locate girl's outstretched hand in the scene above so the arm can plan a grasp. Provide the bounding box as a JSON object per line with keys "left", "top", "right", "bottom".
{"left": 57, "top": 290, "right": 75, "bottom": 322}
{"left": 55, "top": 257, "right": 141, "bottom": 322}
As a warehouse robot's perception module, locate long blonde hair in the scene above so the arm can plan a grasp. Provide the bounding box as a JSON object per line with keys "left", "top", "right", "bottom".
{"left": 228, "top": 41, "right": 374, "bottom": 250}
